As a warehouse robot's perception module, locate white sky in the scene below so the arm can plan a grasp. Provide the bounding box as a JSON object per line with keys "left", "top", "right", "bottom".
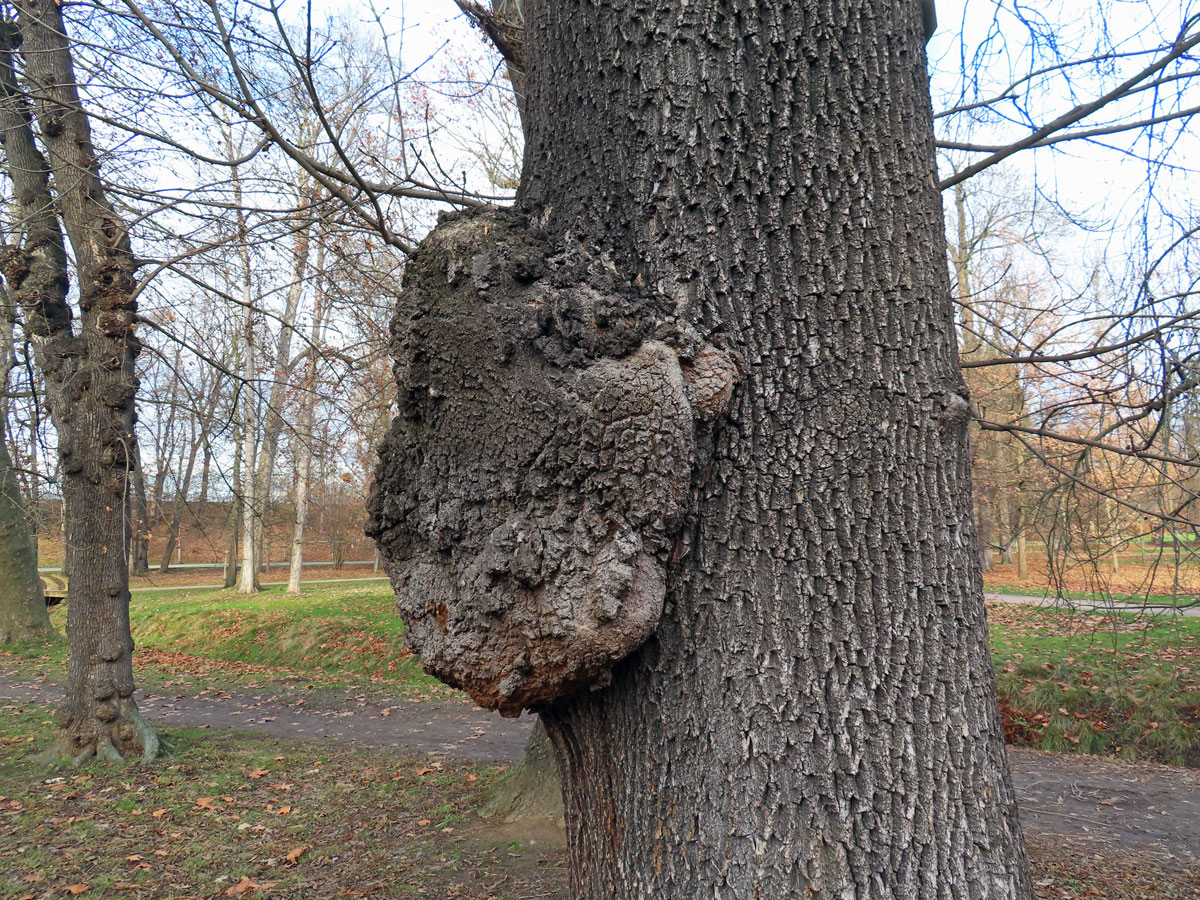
{"left": 311, "top": 0, "right": 1197, "bottom": 284}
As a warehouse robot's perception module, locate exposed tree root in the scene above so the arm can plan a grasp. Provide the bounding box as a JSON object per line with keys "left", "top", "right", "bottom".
{"left": 130, "top": 706, "right": 163, "bottom": 763}
{"left": 50, "top": 704, "right": 167, "bottom": 767}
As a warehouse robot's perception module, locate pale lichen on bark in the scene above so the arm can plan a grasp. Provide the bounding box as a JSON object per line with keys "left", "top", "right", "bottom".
{"left": 367, "top": 208, "right": 739, "bottom": 715}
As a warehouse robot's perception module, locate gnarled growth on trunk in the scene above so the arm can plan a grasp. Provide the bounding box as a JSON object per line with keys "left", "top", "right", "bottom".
{"left": 367, "top": 208, "right": 738, "bottom": 715}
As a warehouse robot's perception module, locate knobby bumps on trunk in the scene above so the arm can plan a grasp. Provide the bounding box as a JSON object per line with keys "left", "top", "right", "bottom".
{"left": 367, "top": 207, "right": 740, "bottom": 715}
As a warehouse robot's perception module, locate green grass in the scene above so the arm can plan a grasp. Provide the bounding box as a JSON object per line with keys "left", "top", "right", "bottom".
{"left": 989, "top": 604, "right": 1200, "bottom": 765}
{"left": 6, "top": 582, "right": 1199, "bottom": 767}
{"left": 0, "top": 702, "right": 556, "bottom": 900}
{"left": 128, "top": 583, "right": 428, "bottom": 681}
{"left": 3, "top": 583, "right": 450, "bottom": 699}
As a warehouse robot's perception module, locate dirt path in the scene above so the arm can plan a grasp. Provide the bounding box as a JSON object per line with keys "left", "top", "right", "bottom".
{"left": 3, "top": 677, "right": 1198, "bottom": 862}
{"left": 0, "top": 677, "right": 528, "bottom": 763}
{"left": 986, "top": 591, "right": 1200, "bottom": 617}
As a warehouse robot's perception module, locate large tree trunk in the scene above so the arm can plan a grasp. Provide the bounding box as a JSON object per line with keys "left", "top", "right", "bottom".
{"left": 0, "top": 2, "right": 158, "bottom": 761}
{"left": 373, "top": 0, "right": 1031, "bottom": 895}
{"left": 522, "top": 2, "right": 1029, "bottom": 895}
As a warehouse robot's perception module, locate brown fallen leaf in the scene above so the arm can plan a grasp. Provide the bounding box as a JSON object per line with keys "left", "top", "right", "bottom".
{"left": 21, "top": 874, "right": 42, "bottom": 883}
{"left": 65, "top": 885, "right": 88, "bottom": 896}
{"left": 196, "top": 797, "right": 217, "bottom": 810}
{"left": 247, "top": 768, "right": 269, "bottom": 779}
{"left": 285, "top": 846, "right": 307, "bottom": 864}
{"left": 416, "top": 768, "right": 433, "bottom": 776}
{"left": 225, "top": 877, "right": 278, "bottom": 897}
{"left": 276, "top": 805, "right": 292, "bottom": 815}
{"left": 151, "top": 808, "right": 166, "bottom": 818}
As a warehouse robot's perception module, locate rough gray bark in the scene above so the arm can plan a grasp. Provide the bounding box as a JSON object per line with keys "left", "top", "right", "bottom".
{"left": 0, "top": 2, "right": 158, "bottom": 762}
{"left": 372, "top": 0, "right": 1031, "bottom": 896}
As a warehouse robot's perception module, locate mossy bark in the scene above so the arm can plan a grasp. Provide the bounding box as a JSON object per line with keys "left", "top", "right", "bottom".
{"left": 480, "top": 718, "right": 564, "bottom": 827}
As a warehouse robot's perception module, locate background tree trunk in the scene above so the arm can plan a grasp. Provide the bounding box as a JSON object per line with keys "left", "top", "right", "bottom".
{"left": 515, "top": 0, "right": 1032, "bottom": 895}
{"left": 159, "top": 436, "right": 199, "bottom": 572}
{"left": 128, "top": 440, "right": 150, "bottom": 576}
{"left": 251, "top": 209, "right": 309, "bottom": 585}
{"left": 0, "top": 394, "right": 51, "bottom": 643}
{"left": 286, "top": 262, "right": 326, "bottom": 596}
{"left": 0, "top": 294, "right": 52, "bottom": 643}
{"left": 237, "top": 294, "right": 260, "bottom": 594}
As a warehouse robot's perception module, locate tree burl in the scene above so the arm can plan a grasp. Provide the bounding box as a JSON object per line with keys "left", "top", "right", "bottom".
{"left": 367, "top": 208, "right": 739, "bottom": 715}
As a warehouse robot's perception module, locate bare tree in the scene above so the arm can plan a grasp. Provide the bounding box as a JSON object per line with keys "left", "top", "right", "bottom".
{"left": 0, "top": 0, "right": 158, "bottom": 761}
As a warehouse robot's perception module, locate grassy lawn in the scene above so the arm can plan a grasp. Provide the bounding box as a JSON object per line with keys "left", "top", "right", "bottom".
{"left": 0, "top": 704, "right": 564, "bottom": 900}
{"left": 3, "top": 584, "right": 453, "bottom": 701}
{"left": 2, "top": 586, "right": 1199, "bottom": 898}
{"left": 5, "top": 583, "right": 1199, "bottom": 767}
{"left": 989, "top": 603, "right": 1200, "bottom": 766}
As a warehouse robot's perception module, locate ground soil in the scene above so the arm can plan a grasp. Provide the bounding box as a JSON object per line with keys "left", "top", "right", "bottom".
{"left": 3, "top": 675, "right": 1198, "bottom": 866}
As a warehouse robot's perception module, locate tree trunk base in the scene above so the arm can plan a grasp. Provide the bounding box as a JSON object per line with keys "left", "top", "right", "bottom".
{"left": 54, "top": 702, "right": 165, "bottom": 765}
{"left": 0, "top": 622, "right": 58, "bottom": 645}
